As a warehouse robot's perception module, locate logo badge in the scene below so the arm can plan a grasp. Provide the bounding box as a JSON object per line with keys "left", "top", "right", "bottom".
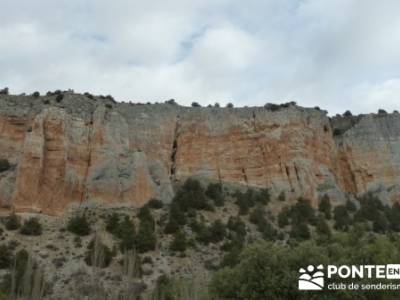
{"left": 298, "top": 265, "right": 324, "bottom": 290}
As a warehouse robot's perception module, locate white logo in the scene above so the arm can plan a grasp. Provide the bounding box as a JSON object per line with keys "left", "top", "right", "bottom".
{"left": 298, "top": 265, "right": 324, "bottom": 290}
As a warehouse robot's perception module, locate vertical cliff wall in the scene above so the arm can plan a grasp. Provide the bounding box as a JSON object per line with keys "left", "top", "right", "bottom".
{"left": 0, "top": 93, "right": 399, "bottom": 214}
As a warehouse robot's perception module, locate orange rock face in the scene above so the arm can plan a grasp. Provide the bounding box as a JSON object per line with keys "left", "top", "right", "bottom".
{"left": 0, "top": 94, "right": 400, "bottom": 214}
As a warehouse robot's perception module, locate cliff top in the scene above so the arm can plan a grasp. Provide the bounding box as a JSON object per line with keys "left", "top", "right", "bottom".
{"left": 0, "top": 89, "right": 398, "bottom": 134}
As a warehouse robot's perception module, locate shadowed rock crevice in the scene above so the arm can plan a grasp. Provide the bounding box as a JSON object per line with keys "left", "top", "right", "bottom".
{"left": 170, "top": 115, "right": 180, "bottom": 178}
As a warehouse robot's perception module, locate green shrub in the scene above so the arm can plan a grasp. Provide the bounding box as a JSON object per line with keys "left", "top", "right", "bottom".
{"left": 164, "top": 218, "right": 179, "bottom": 234}
{"left": 105, "top": 213, "right": 120, "bottom": 235}
{"left": 318, "top": 194, "right": 331, "bottom": 219}
{"left": 105, "top": 215, "right": 136, "bottom": 251}
{"left": 170, "top": 230, "right": 187, "bottom": 252}
{"left": 354, "top": 192, "right": 384, "bottom": 223}
{"left": 5, "top": 212, "right": 21, "bottom": 230}
{"left": 20, "top": 218, "right": 42, "bottom": 236}
{"left": 5, "top": 249, "right": 29, "bottom": 294}
{"left": 220, "top": 244, "right": 243, "bottom": 268}
{"left": 277, "top": 191, "right": 286, "bottom": 202}
{"left": 137, "top": 205, "right": 154, "bottom": 229}
{"left": 174, "top": 178, "right": 212, "bottom": 211}
{"left": 135, "top": 220, "right": 156, "bottom": 253}
{"left": 164, "top": 202, "right": 186, "bottom": 234}
{"left": 277, "top": 207, "right": 290, "bottom": 228}
{"left": 0, "top": 244, "right": 13, "bottom": 269}
{"left": 387, "top": 203, "right": 400, "bottom": 232}
{"left": 289, "top": 198, "right": 316, "bottom": 225}
{"left": 234, "top": 189, "right": 255, "bottom": 214}
{"left": 117, "top": 217, "right": 136, "bottom": 251}
{"left": 67, "top": 214, "right": 91, "bottom": 236}
{"left": 209, "top": 220, "right": 226, "bottom": 243}
{"left": 205, "top": 183, "right": 224, "bottom": 206}
{"left": 148, "top": 198, "right": 163, "bottom": 209}
{"left": 316, "top": 216, "right": 332, "bottom": 238}
{"left": 236, "top": 197, "right": 250, "bottom": 215}
{"left": 84, "top": 238, "right": 113, "bottom": 268}
{"left": 333, "top": 205, "right": 351, "bottom": 231}
{"left": 372, "top": 213, "right": 389, "bottom": 233}
{"left": 0, "top": 159, "right": 11, "bottom": 173}
{"left": 197, "top": 220, "right": 226, "bottom": 244}
{"left": 55, "top": 94, "right": 64, "bottom": 102}
{"left": 249, "top": 206, "right": 266, "bottom": 226}
{"left": 253, "top": 188, "right": 271, "bottom": 205}
{"left": 227, "top": 216, "right": 246, "bottom": 239}
{"left": 289, "top": 222, "right": 310, "bottom": 240}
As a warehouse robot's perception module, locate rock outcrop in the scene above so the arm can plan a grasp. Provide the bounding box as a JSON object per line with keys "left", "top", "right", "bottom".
{"left": 0, "top": 92, "right": 399, "bottom": 214}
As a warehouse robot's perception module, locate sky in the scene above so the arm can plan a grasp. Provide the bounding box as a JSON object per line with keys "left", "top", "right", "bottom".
{"left": 1, "top": 0, "right": 400, "bottom": 115}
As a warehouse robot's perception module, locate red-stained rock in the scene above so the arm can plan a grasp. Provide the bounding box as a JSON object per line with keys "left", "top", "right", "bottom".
{"left": 0, "top": 94, "right": 399, "bottom": 214}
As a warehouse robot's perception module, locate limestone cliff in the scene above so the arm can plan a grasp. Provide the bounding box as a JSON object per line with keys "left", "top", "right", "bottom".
{"left": 0, "top": 92, "right": 399, "bottom": 214}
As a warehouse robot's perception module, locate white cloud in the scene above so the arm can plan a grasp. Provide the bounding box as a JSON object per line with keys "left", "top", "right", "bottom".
{"left": 349, "top": 79, "right": 400, "bottom": 114}
{"left": 0, "top": 0, "right": 399, "bottom": 114}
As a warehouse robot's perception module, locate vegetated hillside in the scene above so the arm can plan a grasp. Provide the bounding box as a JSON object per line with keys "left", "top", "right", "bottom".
{"left": 1, "top": 178, "right": 400, "bottom": 299}
{"left": 1, "top": 89, "right": 400, "bottom": 215}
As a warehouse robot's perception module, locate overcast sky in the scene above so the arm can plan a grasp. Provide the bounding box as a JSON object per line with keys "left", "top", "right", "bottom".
{"left": 1, "top": 0, "right": 399, "bottom": 114}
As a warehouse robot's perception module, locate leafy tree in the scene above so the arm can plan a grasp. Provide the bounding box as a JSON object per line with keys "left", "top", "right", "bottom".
{"left": 196, "top": 220, "right": 226, "bottom": 245}
{"left": 316, "top": 216, "right": 332, "bottom": 238}
{"left": 137, "top": 205, "right": 155, "bottom": 230}
{"left": 117, "top": 216, "right": 136, "bottom": 251}
{"left": 387, "top": 203, "right": 400, "bottom": 232}
{"left": 289, "top": 222, "right": 310, "bottom": 240}
{"left": 164, "top": 217, "right": 179, "bottom": 235}
{"left": 372, "top": 212, "right": 389, "bottom": 233}
{"left": 333, "top": 205, "right": 351, "bottom": 231}
{"left": 20, "top": 218, "right": 42, "bottom": 236}
{"left": 174, "top": 178, "right": 212, "bottom": 211}
{"left": 55, "top": 94, "right": 64, "bottom": 102}
{"left": 318, "top": 194, "right": 331, "bottom": 219}
{"left": 164, "top": 202, "right": 186, "bottom": 234}
{"left": 209, "top": 220, "right": 226, "bottom": 243}
{"left": 170, "top": 230, "right": 187, "bottom": 252}
{"left": 236, "top": 197, "right": 250, "bottom": 215}
{"left": 253, "top": 188, "right": 271, "bottom": 205}
{"left": 249, "top": 206, "right": 266, "bottom": 226}
{"left": 346, "top": 199, "right": 357, "bottom": 212}
{"left": 277, "top": 207, "right": 290, "bottom": 228}
{"left": 136, "top": 220, "right": 156, "bottom": 253}
{"left": 290, "top": 198, "right": 316, "bottom": 225}
{"left": 67, "top": 214, "right": 91, "bottom": 236}
{"left": 354, "top": 192, "right": 384, "bottom": 222}
{"left": 220, "top": 244, "right": 243, "bottom": 268}
{"left": 205, "top": 182, "right": 224, "bottom": 206}
{"left": 227, "top": 216, "right": 246, "bottom": 239}
{"left": 148, "top": 198, "right": 163, "bottom": 209}
{"left": 210, "top": 241, "right": 328, "bottom": 300}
